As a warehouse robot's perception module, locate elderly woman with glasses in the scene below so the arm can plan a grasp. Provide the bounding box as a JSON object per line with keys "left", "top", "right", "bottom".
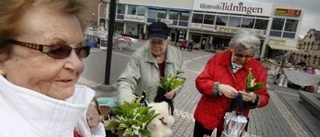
{"left": 0, "top": 0, "right": 105, "bottom": 136}
{"left": 117, "top": 22, "right": 185, "bottom": 114}
{"left": 193, "top": 30, "right": 270, "bottom": 137}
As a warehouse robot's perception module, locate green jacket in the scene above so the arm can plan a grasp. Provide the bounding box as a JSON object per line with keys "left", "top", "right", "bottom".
{"left": 117, "top": 45, "right": 185, "bottom": 103}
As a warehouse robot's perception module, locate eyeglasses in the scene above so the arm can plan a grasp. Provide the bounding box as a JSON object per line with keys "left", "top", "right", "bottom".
{"left": 234, "top": 53, "right": 253, "bottom": 59}
{"left": 8, "top": 40, "right": 90, "bottom": 59}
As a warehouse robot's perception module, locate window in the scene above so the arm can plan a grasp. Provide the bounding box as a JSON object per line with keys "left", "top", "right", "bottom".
{"left": 254, "top": 19, "right": 268, "bottom": 30}
{"left": 241, "top": 18, "right": 254, "bottom": 28}
{"left": 180, "top": 12, "right": 190, "bottom": 21}
{"left": 203, "top": 14, "right": 215, "bottom": 24}
{"left": 127, "top": 5, "right": 137, "bottom": 15}
{"left": 228, "top": 16, "right": 241, "bottom": 27}
{"left": 137, "top": 6, "right": 146, "bottom": 16}
{"left": 284, "top": 19, "right": 298, "bottom": 32}
{"left": 157, "top": 10, "right": 167, "bottom": 19}
{"left": 271, "top": 18, "right": 285, "bottom": 30}
{"left": 148, "top": 9, "right": 157, "bottom": 18}
{"left": 216, "top": 15, "right": 228, "bottom": 26}
{"left": 169, "top": 11, "right": 179, "bottom": 20}
{"left": 117, "top": 4, "right": 125, "bottom": 14}
{"left": 192, "top": 13, "right": 204, "bottom": 23}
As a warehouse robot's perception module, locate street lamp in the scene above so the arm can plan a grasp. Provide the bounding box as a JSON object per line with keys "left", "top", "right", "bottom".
{"left": 104, "top": 0, "right": 116, "bottom": 85}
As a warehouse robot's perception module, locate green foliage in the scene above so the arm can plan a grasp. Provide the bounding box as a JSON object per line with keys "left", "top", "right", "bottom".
{"left": 246, "top": 68, "right": 266, "bottom": 93}
{"left": 159, "top": 75, "right": 185, "bottom": 92}
{"left": 105, "top": 97, "right": 159, "bottom": 136}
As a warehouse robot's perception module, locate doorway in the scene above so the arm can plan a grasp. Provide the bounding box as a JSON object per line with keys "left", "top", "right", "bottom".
{"left": 200, "top": 37, "right": 208, "bottom": 50}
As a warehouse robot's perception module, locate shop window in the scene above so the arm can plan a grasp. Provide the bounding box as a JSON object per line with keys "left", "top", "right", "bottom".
{"left": 254, "top": 19, "right": 268, "bottom": 30}
{"left": 203, "top": 14, "right": 215, "bottom": 25}
{"left": 117, "top": 4, "right": 125, "bottom": 14}
{"left": 137, "top": 6, "right": 146, "bottom": 16}
{"left": 241, "top": 18, "right": 254, "bottom": 28}
{"left": 216, "top": 15, "right": 228, "bottom": 26}
{"left": 127, "top": 5, "right": 137, "bottom": 15}
{"left": 192, "top": 13, "right": 204, "bottom": 23}
{"left": 169, "top": 10, "right": 179, "bottom": 20}
{"left": 228, "top": 16, "right": 241, "bottom": 27}
{"left": 284, "top": 19, "right": 298, "bottom": 32}
{"left": 271, "top": 18, "right": 285, "bottom": 30}
{"left": 180, "top": 12, "right": 190, "bottom": 21}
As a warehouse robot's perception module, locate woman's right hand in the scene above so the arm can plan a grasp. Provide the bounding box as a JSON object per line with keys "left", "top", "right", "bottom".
{"left": 218, "top": 84, "right": 238, "bottom": 98}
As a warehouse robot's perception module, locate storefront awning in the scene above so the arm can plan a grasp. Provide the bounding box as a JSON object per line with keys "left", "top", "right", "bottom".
{"left": 269, "top": 44, "right": 298, "bottom": 51}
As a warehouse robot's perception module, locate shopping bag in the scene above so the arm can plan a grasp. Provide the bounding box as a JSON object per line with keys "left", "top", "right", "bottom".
{"left": 221, "top": 94, "right": 248, "bottom": 137}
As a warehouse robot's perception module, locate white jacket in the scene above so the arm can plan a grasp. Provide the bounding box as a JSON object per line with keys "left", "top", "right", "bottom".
{"left": 0, "top": 75, "right": 105, "bottom": 137}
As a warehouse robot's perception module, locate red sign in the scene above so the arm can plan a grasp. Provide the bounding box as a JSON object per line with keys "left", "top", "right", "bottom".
{"left": 275, "top": 8, "right": 301, "bottom": 17}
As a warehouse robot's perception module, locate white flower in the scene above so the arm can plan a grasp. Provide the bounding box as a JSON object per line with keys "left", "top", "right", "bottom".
{"left": 249, "top": 78, "right": 256, "bottom": 88}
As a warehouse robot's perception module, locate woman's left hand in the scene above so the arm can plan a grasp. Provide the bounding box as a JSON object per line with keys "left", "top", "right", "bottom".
{"left": 164, "top": 89, "right": 177, "bottom": 99}
{"left": 239, "top": 91, "right": 257, "bottom": 102}
{"left": 86, "top": 105, "right": 102, "bottom": 130}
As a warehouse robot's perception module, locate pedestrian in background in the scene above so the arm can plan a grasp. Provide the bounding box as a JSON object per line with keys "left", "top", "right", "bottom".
{"left": 0, "top": 0, "right": 105, "bottom": 136}
{"left": 180, "top": 39, "right": 187, "bottom": 50}
{"left": 117, "top": 22, "right": 185, "bottom": 113}
{"left": 188, "top": 40, "right": 194, "bottom": 51}
{"left": 193, "top": 30, "right": 270, "bottom": 137}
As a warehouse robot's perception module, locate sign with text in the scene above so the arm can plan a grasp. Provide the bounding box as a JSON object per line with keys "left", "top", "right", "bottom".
{"left": 268, "top": 38, "right": 286, "bottom": 46}
{"left": 274, "top": 8, "right": 301, "bottom": 17}
{"left": 124, "top": 15, "right": 145, "bottom": 23}
{"left": 193, "top": 0, "right": 273, "bottom": 16}
{"left": 216, "top": 26, "right": 265, "bottom": 36}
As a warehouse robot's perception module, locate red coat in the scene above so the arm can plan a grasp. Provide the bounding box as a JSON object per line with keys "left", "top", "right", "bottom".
{"left": 194, "top": 50, "right": 269, "bottom": 130}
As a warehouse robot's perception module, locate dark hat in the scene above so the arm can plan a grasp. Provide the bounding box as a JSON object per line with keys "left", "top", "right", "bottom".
{"left": 147, "top": 22, "right": 169, "bottom": 40}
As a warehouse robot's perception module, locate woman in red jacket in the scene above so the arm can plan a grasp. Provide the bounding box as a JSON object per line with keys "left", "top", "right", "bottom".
{"left": 193, "top": 30, "right": 270, "bottom": 137}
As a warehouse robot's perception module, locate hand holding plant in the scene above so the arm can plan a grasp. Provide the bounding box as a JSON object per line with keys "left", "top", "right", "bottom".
{"left": 246, "top": 68, "right": 266, "bottom": 93}
{"left": 159, "top": 75, "right": 185, "bottom": 94}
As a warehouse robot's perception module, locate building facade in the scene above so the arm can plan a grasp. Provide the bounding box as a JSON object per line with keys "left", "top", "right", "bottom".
{"left": 94, "top": 0, "right": 303, "bottom": 58}
{"left": 293, "top": 29, "right": 320, "bottom": 68}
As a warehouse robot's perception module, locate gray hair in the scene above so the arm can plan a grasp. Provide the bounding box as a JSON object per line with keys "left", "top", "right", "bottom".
{"left": 228, "top": 29, "right": 261, "bottom": 52}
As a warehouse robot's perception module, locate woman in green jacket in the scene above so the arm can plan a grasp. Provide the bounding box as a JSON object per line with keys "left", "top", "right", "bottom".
{"left": 117, "top": 22, "right": 185, "bottom": 114}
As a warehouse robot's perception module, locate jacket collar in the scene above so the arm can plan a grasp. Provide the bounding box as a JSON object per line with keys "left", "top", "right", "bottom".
{"left": 0, "top": 75, "right": 94, "bottom": 136}
{"left": 218, "top": 50, "right": 255, "bottom": 72}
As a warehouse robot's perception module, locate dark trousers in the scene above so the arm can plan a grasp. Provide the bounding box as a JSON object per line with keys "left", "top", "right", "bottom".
{"left": 193, "top": 121, "right": 222, "bottom": 137}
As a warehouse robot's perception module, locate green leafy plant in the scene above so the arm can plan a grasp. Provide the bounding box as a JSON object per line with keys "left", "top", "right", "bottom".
{"left": 159, "top": 75, "right": 185, "bottom": 92}
{"left": 246, "top": 68, "right": 266, "bottom": 93}
{"left": 105, "top": 97, "right": 159, "bottom": 137}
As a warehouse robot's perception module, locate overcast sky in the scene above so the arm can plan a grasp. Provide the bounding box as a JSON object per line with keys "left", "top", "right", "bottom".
{"left": 242, "top": 0, "right": 320, "bottom": 38}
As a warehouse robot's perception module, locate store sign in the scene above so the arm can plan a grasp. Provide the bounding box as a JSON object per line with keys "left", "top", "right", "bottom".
{"left": 193, "top": 0, "right": 272, "bottom": 16}
{"left": 216, "top": 26, "right": 265, "bottom": 36}
{"left": 268, "top": 38, "right": 286, "bottom": 46}
{"left": 190, "top": 23, "right": 202, "bottom": 29}
{"left": 202, "top": 24, "right": 217, "bottom": 31}
{"left": 124, "top": 15, "right": 145, "bottom": 22}
{"left": 274, "top": 8, "right": 301, "bottom": 17}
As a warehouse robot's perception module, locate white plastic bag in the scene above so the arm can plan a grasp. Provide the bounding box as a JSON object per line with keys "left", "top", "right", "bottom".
{"left": 221, "top": 94, "right": 248, "bottom": 137}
